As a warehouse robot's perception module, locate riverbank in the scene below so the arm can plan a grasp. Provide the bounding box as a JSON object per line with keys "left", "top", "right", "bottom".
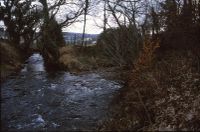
{"left": 100, "top": 49, "right": 200, "bottom": 131}
{"left": 58, "top": 45, "right": 114, "bottom": 72}
{"left": 0, "top": 42, "right": 122, "bottom": 82}
{"left": 58, "top": 45, "right": 128, "bottom": 84}
{"left": 0, "top": 40, "right": 24, "bottom": 82}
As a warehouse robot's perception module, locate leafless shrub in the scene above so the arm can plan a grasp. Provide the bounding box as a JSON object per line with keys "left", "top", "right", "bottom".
{"left": 100, "top": 41, "right": 200, "bottom": 131}
{"left": 97, "top": 26, "right": 143, "bottom": 68}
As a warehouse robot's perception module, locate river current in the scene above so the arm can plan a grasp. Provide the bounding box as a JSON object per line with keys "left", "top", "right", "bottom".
{"left": 1, "top": 53, "right": 121, "bottom": 131}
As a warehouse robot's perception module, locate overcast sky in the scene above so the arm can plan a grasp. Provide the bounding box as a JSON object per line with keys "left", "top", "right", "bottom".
{"left": 57, "top": 0, "right": 104, "bottom": 34}
{"left": 0, "top": 17, "right": 102, "bottom": 34}
{"left": 0, "top": 0, "right": 104, "bottom": 34}
{"left": 63, "top": 15, "right": 103, "bottom": 34}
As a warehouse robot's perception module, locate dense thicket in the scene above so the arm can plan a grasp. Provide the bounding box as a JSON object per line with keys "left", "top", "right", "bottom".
{"left": 0, "top": 0, "right": 41, "bottom": 53}
{"left": 38, "top": 0, "right": 65, "bottom": 69}
{"left": 97, "top": 0, "right": 200, "bottom": 68}
{"left": 97, "top": 26, "right": 142, "bottom": 67}
{"left": 99, "top": 1, "right": 200, "bottom": 131}
{"left": 1, "top": 0, "right": 84, "bottom": 69}
{"left": 155, "top": 0, "right": 200, "bottom": 50}
{"left": 39, "top": 18, "right": 65, "bottom": 69}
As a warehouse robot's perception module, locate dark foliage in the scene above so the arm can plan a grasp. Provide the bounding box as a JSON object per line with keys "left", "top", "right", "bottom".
{"left": 0, "top": 0, "right": 41, "bottom": 52}
{"left": 39, "top": 18, "right": 65, "bottom": 70}
{"left": 158, "top": 0, "right": 200, "bottom": 50}
{"left": 38, "top": 0, "right": 66, "bottom": 70}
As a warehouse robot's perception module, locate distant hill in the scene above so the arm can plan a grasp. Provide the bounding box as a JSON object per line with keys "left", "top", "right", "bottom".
{"left": 63, "top": 32, "right": 99, "bottom": 44}
{"left": 63, "top": 32, "right": 99, "bottom": 39}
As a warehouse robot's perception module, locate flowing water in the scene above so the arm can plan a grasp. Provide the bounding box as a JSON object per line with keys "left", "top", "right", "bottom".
{"left": 1, "top": 53, "right": 121, "bottom": 131}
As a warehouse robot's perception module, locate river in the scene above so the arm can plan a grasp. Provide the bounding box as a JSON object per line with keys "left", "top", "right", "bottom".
{"left": 1, "top": 53, "right": 121, "bottom": 131}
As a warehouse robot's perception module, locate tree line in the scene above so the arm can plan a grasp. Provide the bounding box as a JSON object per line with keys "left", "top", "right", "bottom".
{"left": 0, "top": 0, "right": 86, "bottom": 68}
{"left": 1, "top": 0, "right": 199, "bottom": 69}
{"left": 97, "top": 0, "right": 200, "bottom": 67}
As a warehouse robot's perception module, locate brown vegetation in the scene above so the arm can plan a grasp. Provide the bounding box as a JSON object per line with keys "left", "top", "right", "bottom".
{"left": 0, "top": 41, "right": 23, "bottom": 81}
{"left": 59, "top": 46, "right": 82, "bottom": 71}
{"left": 100, "top": 39, "right": 200, "bottom": 131}
{"left": 148, "top": 50, "right": 200, "bottom": 131}
{"left": 58, "top": 45, "right": 114, "bottom": 72}
{"left": 97, "top": 26, "right": 142, "bottom": 68}
{"left": 98, "top": 0, "right": 200, "bottom": 130}
{"left": 1, "top": 0, "right": 199, "bottom": 130}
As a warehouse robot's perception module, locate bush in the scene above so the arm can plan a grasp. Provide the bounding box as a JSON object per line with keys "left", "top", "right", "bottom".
{"left": 97, "top": 26, "right": 143, "bottom": 68}
{"left": 100, "top": 40, "right": 200, "bottom": 131}
{"left": 39, "top": 18, "right": 66, "bottom": 69}
{"left": 0, "top": 41, "right": 23, "bottom": 80}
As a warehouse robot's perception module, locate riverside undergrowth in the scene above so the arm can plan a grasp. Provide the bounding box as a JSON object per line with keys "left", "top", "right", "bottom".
{"left": 99, "top": 40, "right": 200, "bottom": 131}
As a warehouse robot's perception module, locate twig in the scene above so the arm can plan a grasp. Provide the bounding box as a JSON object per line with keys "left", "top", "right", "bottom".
{"left": 136, "top": 89, "right": 152, "bottom": 125}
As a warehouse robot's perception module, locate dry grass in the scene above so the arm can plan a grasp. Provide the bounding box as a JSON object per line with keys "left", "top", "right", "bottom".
{"left": 58, "top": 45, "right": 113, "bottom": 72}
{"left": 0, "top": 42, "right": 20, "bottom": 61}
{"left": 59, "top": 46, "right": 74, "bottom": 56}
{"left": 59, "top": 54, "right": 82, "bottom": 70}
{"left": 0, "top": 41, "right": 22, "bottom": 80}
{"left": 58, "top": 46, "right": 83, "bottom": 71}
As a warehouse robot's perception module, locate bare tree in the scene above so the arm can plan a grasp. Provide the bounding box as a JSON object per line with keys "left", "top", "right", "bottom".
{"left": 81, "top": 0, "right": 90, "bottom": 47}
{"left": 103, "top": 0, "right": 108, "bottom": 31}
{"left": 97, "top": 0, "right": 152, "bottom": 67}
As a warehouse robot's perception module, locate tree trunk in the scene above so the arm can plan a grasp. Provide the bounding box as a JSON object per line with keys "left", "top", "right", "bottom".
{"left": 81, "top": 0, "right": 89, "bottom": 47}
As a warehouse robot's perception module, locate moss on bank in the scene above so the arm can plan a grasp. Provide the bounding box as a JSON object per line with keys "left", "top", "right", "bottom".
{"left": 0, "top": 41, "right": 23, "bottom": 82}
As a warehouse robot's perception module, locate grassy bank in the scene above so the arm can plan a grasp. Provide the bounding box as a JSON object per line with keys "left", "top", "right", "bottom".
{"left": 0, "top": 40, "right": 24, "bottom": 82}
{"left": 99, "top": 42, "right": 200, "bottom": 131}
{"left": 58, "top": 45, "right": 114, "bottom": 73}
